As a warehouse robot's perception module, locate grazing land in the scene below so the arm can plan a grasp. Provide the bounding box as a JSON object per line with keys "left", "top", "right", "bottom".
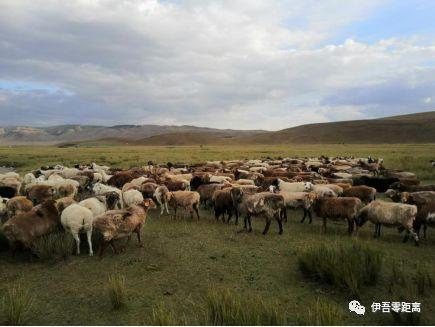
{"left": 0, "top": 143, "right": 435, "bottom": 325}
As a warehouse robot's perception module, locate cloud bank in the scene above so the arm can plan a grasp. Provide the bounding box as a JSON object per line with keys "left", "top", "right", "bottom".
{"left": 0, "top": 0, "right": 434, "bottom": 130}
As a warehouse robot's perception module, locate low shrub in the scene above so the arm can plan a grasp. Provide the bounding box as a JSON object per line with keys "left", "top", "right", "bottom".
{"left": 298, "top": 241, "right": 382, "bottom": 297}
{"left": 205, "top": 288, "right": 285, "bottom": 325}
{"left": 297, "top": 298, "right": 344, "bottom": 326}
{"left": 1, "top": 284, "right": 33, "bottom": 325}
{"left": 150, "top": 302, "right": 186, "bottom": 325}
{"left": 107, "top": 274, "right": 126, "bottom": 310}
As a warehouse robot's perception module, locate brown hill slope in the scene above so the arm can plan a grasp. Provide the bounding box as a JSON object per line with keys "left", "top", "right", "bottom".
{"left": 238, "top": 111, "right": 435, "bottom": 144}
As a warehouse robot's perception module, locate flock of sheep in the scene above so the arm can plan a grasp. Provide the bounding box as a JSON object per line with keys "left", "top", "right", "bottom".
{"left": 0, "top": 156, "right": 434, "bottom": 258}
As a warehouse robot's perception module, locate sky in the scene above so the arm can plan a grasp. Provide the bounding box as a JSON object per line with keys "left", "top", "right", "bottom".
{"left": 0, "top": 0, "right": 434, "bottom": 130}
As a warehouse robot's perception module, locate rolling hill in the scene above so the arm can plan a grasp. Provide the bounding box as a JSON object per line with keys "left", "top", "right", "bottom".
{"left": 237, "top": 111, "right": 435, "bottom": 144}
{"left": 1, "top": 111, "right": 434, "bottom": 145}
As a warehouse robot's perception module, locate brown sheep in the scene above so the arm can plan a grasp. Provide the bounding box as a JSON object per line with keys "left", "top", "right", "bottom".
{"left": 137, "top": 182, "right": 158, "bottom": 199}
{"left": 55, "top": 196, "right": 76, "bottom": 214}
{"left": 2, "top": 200, "right": 60, "bottom": 252}
{"left": 107, "top": 172, "right": 135, "bottom": 188}
{"left": 313, "top": 197, "right": 362, "bottom": 235}
{"left": 197, "top": 183, "right": 227, "bottom": 208}
{"left": 26, "top": 184, "right": 55, "bottom": 204}
{"left": 93, "top": 199, "right": 156, "bottom": 257}
{"left": 164, "top": 179, "right": 190, "bottom": 191}
{"left": 167, "top": 191, "right": 200, "bottom": 220}
{"left": 5, "top": 196, "right": 33, "bottom": 221}
{"left": 342, "top": 186, "right": 377, "bottom": 204}
{"left": 212, "top": 188, "right": 237, "bottom": 224}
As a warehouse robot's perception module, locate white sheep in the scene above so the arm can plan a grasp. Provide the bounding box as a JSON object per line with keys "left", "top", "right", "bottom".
{"left": 154, "top": 185, "right": 170, "bottom": 215}
{"left": 122, "top": 189, "right": 144, "bottom": 207}
{"left": 209, "top": 175, "right": 232, "bottom": 183}
{"left": 357, "top": 200, "right": 419, "bottom": 245}
{"left": 61, "top": 204, "right": 94, "bottom": 256}
{"left": 276, "top": 179, "right": 313, "bottom": 193}
{"left": 93, "top": 182, "right": 122, "bottom": 208}
{"left": 79, "top": 197, "right": 108, "bottom": 217}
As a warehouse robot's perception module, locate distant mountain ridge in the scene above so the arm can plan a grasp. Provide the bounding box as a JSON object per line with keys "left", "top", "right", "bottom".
{"left": 0, "top": 124, "right": 265, "bottom": 145}
{"left": 1, "top": 111, "right": 434, "bottom": 145}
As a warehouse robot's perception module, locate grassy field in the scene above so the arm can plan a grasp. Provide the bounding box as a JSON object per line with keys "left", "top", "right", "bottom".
{"left": 0, "top": 143, "right": 435, "bottom": 325}
{"left": 1, "top": 143, "right": 434, "bottom": 180}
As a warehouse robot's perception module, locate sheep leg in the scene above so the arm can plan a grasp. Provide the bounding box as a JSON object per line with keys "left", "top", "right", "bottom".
{"left": 194, "top": 203, "right": 200, "bottom": 220}
{"left": 109, "top": 240, "right": 119, "bottom": 254}
{"left": 227, "top": 210, "right": 233, "bottom": 224}
{"left": 377, "top": 224, "right": 382, "bottom": 238}
{"left": 98, "top": 241, "right": 109, "bottom": 258}
{"left": 411, "top": 229, "right": 420, "bottom": 246}
{"left": 262, "top": 218, "right": 271, "bottom": 235}
{"left": 72, "top": 232, "right": 81, "bottom": 255}
{"left": 282, "top": 208, "right": 287, "bottom": 223}
{"left": 86, "top": 229, "right": 93, "bottom": 256}
{"left": 235, "top": 210, "right": 239, "bottom": 225}
{"left": 300, "top": 209, "right": 307, "bottom": 223}
{"left": 135, "top": 226, "right": 143, "bottom": 247}
{"left": 423, "top": 224, "right": 427, "bottom": 239}
{"left": 402, "top": 230, "right": 410, "bottom": 243}
{"left": 322, "top": 217, "right": 327, "bottom": 233}
{"left": 247, "top": 215, "right": 253, "bottom": 232}
{"left": 165, "top": 202, "right": 170, "bottom": 215}
{"left": 347, "top": 219, "right": 353, "bottom": 235}
{"left": 308, "top": 209, "right": 313, "bottom": 224}
{"left": 276, "top": 216, "right": 283, "bottom": 234}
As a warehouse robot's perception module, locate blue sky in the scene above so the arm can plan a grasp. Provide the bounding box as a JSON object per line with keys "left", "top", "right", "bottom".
{"left": 0, "top": 0, "right": 434, "bottom": 129}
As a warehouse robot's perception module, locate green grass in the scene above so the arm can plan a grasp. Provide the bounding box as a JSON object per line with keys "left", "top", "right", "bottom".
{"left": 1, "top": 284, "right": 33, "bottom": 325}
{"left": 298, "top": 241, "right": 382, "bottom": 298}
{"left": 107, "top": 274, "right": 127, "bottom": 310}
{"left": 0, "top": 144, "right": 434, "bottom": 325}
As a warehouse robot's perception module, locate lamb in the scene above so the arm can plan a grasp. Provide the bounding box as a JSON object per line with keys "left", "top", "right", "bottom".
{"left": 167, "top": 191, "right": 201, "bottom": 220}
{"left": 356, "top": 200, "right": 419, "bottom": 245}
{"left": 93, "top": 199, "right": 156, "bottom": 257}
{"left": 61, "top": 204, "right": 95, "bottom": 256}
{"left": 2, "top": 200, "right": 60, "bottom": 251}
{"left": 107, "top": 172, "right": 135, "bottom": 188}
{"left": 342, "top": 186, "right": 377, "bottom": 204}
{"left": 6, "top": 196, "right": 33, "bottom": 220}
{"left": 122, "top": 189, "right": 144, "bottom": 207}
{"left": 313, "top": 197, "right": 362, "bottom": 235}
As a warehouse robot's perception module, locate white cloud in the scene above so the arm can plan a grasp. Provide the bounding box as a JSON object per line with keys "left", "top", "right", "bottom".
{"left": 0, "top": 0, "right": 434, "bottom": 129}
